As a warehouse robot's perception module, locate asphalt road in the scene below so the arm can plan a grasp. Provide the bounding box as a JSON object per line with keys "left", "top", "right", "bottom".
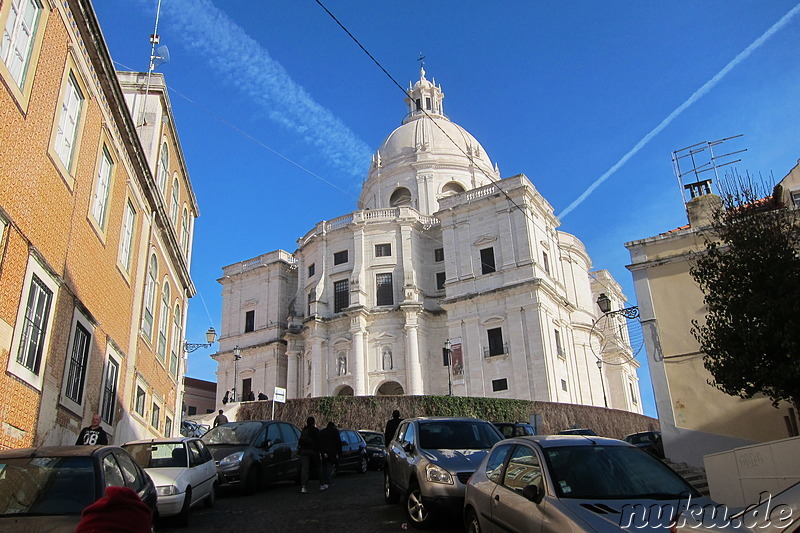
{"left": 157, "top": 469, "right": 465, "bottom": 533}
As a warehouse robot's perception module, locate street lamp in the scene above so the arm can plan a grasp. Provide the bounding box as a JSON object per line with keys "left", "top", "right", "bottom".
{"left": 596, "top": 293, "right": 639, "bottom": 320}
{"left": 595, "top": 359, "right": 608, "bottom": 408}
{"left": 184, "top": 327, "right": 217, "bottom": 353}
{"left": 232, "top": 345, "right": 242, "bottom": 402}
{"left": 443, "top": 340, "right": 452, "bottom": 396}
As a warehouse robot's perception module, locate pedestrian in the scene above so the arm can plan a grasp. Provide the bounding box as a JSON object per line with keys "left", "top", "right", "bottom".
{"left": 384, "top": 409, "right": 402, "bottom": 446}
{"left": 213, "top": 409, "right": 228, "bottom": 427}
{"left": 222, "top": 390, "right": 229, "bottom": 405}
{"left": 319, "top": 421, "right": 342, "bottom": 490}
{"left": 76, "top": 414, "right": 109, "bottom": 445}
{"left": 246, "top": 390, "right": 255, "bottom": 401}
{"left": 258, "top": 391, "right": 268, "bottom": 400}
{"left": 298, "top": 416, "right": 322, "bottom": 493}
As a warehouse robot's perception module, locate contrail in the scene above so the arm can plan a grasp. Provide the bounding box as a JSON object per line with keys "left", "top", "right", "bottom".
{"left": 557, "top": 2, "right": 800, "bottom": 219}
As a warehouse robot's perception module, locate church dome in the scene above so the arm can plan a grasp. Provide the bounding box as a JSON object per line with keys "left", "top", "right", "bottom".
{"left": 359, "top": 68, "right": 499, "bottom": 216}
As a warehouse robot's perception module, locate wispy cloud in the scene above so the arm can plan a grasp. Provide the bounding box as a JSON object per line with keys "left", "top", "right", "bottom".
{"left": 154, "top": 0, "right": 372, "bottom": 180}
{"left": 557, "top": 2, "right": 800, "bottom": 219}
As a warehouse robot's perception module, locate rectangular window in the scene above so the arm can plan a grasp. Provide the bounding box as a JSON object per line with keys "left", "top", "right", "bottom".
{"left": 487, "top": 327, "right": 505, "bottom": 357}
{"left": 165, "top": 416, "right": 173, "bottom": 437}
{"left": 308, "top": 263, "right": 315, "bottom": 277}
{"left": 65, "top": 322, "right": 91, "bottom": 404}
{"left": 54, "top": 72, "right": 84, "bottom": 170}
{"left": 542, "top": 251, "right": 550, "bottom": 275}
{"left": 244, "top": 310, "right": 255, "bottom": 333}
{"left": 436, "top": 272, "right": 446, "bottom": 290}
{"left": 480, "top": 247, "right": 496, "bottom": 274}
{"left": 170, "top": 307, "right": 181, "bottom": 378}
{"left": 561, "top": 379, "right": 568, "bottom": 392}
{"left": 187, "top": 406, "right": 197, "bottom": 416}
{"left": 16, "top": 274, "right": 53, "bottom": 374}
{"left": 333, "top": 250, "right": 348, "bottom": 265}
{"left": 434, "top": 248, "right": 444, "bottom": 262}
{"left": 334, "top": 279, "right": 349, "bottom": 313}
{"left": 375, "top": 243, "right": 391, "bottom": 257}
{"left": 307, "top": 292, "right": 314, "bottom": 316}
{"left": 376, "top": 273, "right": 393, "bottom": 306}
{"left": 630, "top": 382, "right": 638, "bottom": 405}
{"left": 157, "top": 290, "right": 169, "bottom": 362}
{"left": 151, "top": 402, "right": 160, "bottom": 430}
{"left": 100, "top": 356, "right": 119, "bottom": 424}
{"left": 1, "top": 0, "right": 43, "bottom": 88}
{"left": 119, "top": 201, "right": 136, "bottom": 271}
{"left": 135, "top": 385, "right": 146, "bottom": 417}
{"left": 792, "top": 191, "right": 800, "bottom": 207}
{"left": 492, "top": 378, "right": 508, "bottom": 392}
{"left": 555, "top": 330, "right": 564, "bottom": 359}
{"left": 91, "top": 146, "right": 113, "bottom": 230}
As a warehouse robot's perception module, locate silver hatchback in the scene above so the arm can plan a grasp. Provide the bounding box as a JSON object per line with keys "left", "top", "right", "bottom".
{"left": 464, "top": 435, "right": 738, "bottom": 532}
{"left": 384, "top": 416, "right": 503, "bottom": 529}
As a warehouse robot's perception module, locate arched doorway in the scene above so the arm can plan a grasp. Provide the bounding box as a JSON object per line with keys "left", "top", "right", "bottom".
{"left": 335, "top": 385, "right": 354, "bottom": 396}
{"left": 376, "top": 381, "right": 404, "bottom": 396}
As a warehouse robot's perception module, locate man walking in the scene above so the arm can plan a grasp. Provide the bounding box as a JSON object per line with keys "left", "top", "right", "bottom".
{"left": 213, "top": 409, "right": 228, "bottom": 427}
{"left": 298, "top": 416, "right": 322, "bottom": 493}
{"left": 76, "top": 414, "right": 108, "bottom": 445}
{"left": 384, "top": 410, "right": 402, "bottom": 446}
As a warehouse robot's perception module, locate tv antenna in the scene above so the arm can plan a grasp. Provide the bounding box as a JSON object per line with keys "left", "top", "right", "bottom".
{"left": 672, "top": 134, "right": 747, "bottom": 204}
{"left": 138, "top": 0, "right": 170, "bottom": 128}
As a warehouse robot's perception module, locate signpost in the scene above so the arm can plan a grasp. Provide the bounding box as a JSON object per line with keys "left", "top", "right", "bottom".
{"left": 272, "top": 386, "right": 286, "bottom": 420}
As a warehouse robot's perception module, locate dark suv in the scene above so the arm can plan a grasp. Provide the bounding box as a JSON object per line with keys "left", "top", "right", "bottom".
{"left": 384, "top": 416, "right": 503, "bottom": 528}
{"left": 492, "top": 421, "right": 535, "bottom": 438}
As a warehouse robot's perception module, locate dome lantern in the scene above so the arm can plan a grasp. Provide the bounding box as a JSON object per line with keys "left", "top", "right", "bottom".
{"left": 404, "top": 67, "right": 445, "bottom": 124}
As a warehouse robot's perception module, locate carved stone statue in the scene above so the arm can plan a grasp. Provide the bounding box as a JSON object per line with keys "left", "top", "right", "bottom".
{"left": 382, "top": 346, "right": 393, "bottom": 370}
{"left": 337, "top": 352, "right": 347, "bottom": 376}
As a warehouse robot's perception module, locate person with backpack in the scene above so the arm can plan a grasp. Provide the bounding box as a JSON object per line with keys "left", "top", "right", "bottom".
{"left": 298, "top": 416, "right": 322, "bottom": 493}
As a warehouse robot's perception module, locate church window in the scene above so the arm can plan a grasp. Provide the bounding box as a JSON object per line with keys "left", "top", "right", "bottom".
{"left": 542, "top": 251, "right": 550, "bottom": 275}
{"left": 389, "top": 187, "right": 412, "bottom": 207}
{"left": 375, "top": 243, "right": 391, "bottom": 257}
{"left": 333, "top": 250, "right": 348, "bottom": 265}
{"left": 415, "top": 98, "right": 421, "bottom": 110}
{"left": 307, "top": 292, "right": 314, "bottom": 316}
{"left": 425, "top": 97, "right": 431, "bottom": 110}
{"left": 492, "top": 378, "right": 508, "bottom": 392}
{"left": 308, "top": 263, "right": 315, "bottom": 277}
{"left": 561, "top": 379, "right": 568, "bottom": 392}
{"left": 434, "top": 248, "right": 444, "bottom": 262}
{"left": 244, "top": 310, "right": 255, "bottom": 333}
{"left": 486, "top": 327, "right": 506, "bottom": 357}
{"left": 334, "top": 279, "right": 349, "bottom": 313}
{"left": 480, "top": 247, "right": 496, "bottom": 274}
{"left": 555, "top": 330, "right": 564, "bottom": 359}
{"left": 436, "top": 272, "right": 445, "bottom": 290}
{"left": 630, "top": 382, "right": 638, "bottom": 405}
{"left": 376, "top": 273, "right": 393, "bottom": 306}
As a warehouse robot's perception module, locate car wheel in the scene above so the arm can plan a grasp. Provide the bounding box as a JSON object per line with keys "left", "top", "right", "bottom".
{"left": 203, "top": 482, "right": 216, "bottom": 508}
{"left": 466, "top": 508, "right": 481, "bottom": 533}
{"left": 245, "top": 467, "right": 260, "bottom": 495}
{"left": 384, "top": 470, "right": 400, "bottom": 504}
{"left": 357, "top": 456, "right": 368, "bottom": 474}
{"left": 405, "top": 482, "right": 434, "bottom": 529}
{"left": 176, "top": 487, "right": 191, "bottom": 527}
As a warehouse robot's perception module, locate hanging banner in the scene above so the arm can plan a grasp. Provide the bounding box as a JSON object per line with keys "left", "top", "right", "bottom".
{"left": 451, "top": 338, "right": 464, "bottom": 385}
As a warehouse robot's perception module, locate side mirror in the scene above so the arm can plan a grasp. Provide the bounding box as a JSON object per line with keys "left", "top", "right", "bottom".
{"left": 403, "top": 442, "right": 415, "bottom": 454}
{"left": 523, "top": 483, "right": 542, "bottom": 503}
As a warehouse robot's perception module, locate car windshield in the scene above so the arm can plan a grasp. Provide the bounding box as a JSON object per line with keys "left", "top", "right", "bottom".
{"left": 626, "top": 433, "right": 656, "bottom": 445}
{"left": 202, "top": 421, "right": 262, "bottom": 446}
{"left": 418, "top": 421, "right": 502, "bottom": 450}
{"left": 361, "top": 433, "right": 384, "bottom": 446}
{"left": 544, "top": 445, "right": 698, "bottom": 500}
{"left": 0, "top": 456, "right": 95, "bottom": 516}
{"left": 124, "top": 442, "right": 187, "bottom": 468}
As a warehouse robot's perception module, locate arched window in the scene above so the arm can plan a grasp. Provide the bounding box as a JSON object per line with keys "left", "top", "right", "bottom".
{"left": 389, "top": 187, "right": 412, "bottom": 207}
{"left": 441, "top": 181, "right": 465, "bottom": 196}
{"left": 158, "top": 142, "right": 169, "bottom": 195}
{"left": 181, "top": 208, "right": 190, "bottom": 256}
{"left": 157, "top": 281, "right": 170, "bottom": 361}
{"left": 171, "top": 303, "right": 182, "bottom": 377}
{"left": 170, "top": 177, "right": 179, "bottom": 226}
{"left": 142, "top": 254, "right": 158, "bottom": 337}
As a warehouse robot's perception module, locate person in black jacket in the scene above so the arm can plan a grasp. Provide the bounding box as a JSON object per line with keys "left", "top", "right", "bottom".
{"left": 319, "top": 422, "right": 342, "bottom": 490}
{"left": 384, "top": 410, "right": 402, "bottom": 447}
{"left": 298, "top": 416, "right": 322, "bottom": 493}
{"left": 76, "top": 414, "right": 109, "bottom": 445}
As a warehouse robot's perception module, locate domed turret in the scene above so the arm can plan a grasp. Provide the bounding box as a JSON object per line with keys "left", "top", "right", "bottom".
{"left": 359, "top": 69, "right": 499, "bottom": 216}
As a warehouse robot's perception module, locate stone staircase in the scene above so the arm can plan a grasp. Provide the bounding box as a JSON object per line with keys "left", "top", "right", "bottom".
{"left": 664, "top": 458, "right": 710, "bottom": 496}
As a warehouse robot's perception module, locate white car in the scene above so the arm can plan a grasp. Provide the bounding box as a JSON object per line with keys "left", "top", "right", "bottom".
{"left": 123, "top": 437, "right": 217, "bottom": 526}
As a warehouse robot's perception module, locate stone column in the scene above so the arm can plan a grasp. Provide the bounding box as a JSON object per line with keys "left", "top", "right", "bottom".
{"left": 286, "top": 350, "right": 299, "bottom": 399}
{"left": 351, "top": 312, "right": 367, "bottom": 395}
{"left": 311, "top": 337, "right": 324, "bottom": 397}
{"left": 403, "top": 308, "right": 423, "bottom": 394}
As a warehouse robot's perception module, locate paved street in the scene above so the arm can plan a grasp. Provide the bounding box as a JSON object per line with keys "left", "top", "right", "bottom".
{"left": 157, "top": 469, "right": 465, "bottom": 533}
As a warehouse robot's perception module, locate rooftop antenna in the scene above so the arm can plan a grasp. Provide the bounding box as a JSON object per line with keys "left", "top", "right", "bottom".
{"left": 138, "top": 0, "right": 168, "bottom": 128}
{"left": 672, "top": 134, "right": 747, "bottom": 212}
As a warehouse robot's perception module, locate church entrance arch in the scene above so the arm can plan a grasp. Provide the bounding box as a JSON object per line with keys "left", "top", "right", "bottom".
{"left": 376, "top": 381, "right": 404, "bottom": 396}
{"left": 335, "top": 385, "right": 354, "bottom": 396}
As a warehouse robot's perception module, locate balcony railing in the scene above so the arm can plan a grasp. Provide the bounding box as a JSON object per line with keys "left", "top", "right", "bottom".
{"left": 483, "top": 344, "right": 509, "bottom": 358}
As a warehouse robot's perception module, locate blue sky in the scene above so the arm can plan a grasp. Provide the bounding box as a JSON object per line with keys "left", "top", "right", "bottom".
{"left": 93, "top": 1, "right": 800, "bottom": 419}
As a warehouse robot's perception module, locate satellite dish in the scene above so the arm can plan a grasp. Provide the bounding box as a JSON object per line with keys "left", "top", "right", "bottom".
{"left": 152, "top": 45, "right": 170, "bottom": 68}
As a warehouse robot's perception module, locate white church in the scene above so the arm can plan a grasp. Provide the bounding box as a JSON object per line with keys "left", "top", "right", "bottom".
{"left": 213, "top": 68, "right": 642, "bottom": 413}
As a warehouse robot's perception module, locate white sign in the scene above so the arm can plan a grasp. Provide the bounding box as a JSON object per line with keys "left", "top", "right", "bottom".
{"left": 273, "top": 386, "right": 286, "bottom": 403}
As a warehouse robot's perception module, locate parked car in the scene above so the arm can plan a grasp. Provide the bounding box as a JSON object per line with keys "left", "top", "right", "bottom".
{"left": 335, "top": 428, "right": 368, "bottom": 475}
{"left": 623, "top": 430, "right": 665, "bottom": 459}
{"left": 202, "top": 420, "right": 301, "bottom": 493}
{"left": 384, "top": 416, "right": 504, "bottom": 529}
{"left": 493, "top": 422, "right": 536, "bottom": 438}
{"left": 556, "top": 428, "right": 597, "bottom": 436}
{"left": 180, "top": 420, "right": 209, "bottom": 438}
{"left": 464, "top": 435, "right": 731, "bottom": 533}
{"left": 123, "top": 437, "right": 217, "bottom": 525}
{"left": 0, "top": 445, "right": 157, "bottom": 533}
{"left": 358, "top": 429, "right": 387, "bottom": 470}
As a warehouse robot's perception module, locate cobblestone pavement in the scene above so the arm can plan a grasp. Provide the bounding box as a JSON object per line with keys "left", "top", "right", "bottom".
{"left": 157, "top": 469, "right": 465, "bottom": 533}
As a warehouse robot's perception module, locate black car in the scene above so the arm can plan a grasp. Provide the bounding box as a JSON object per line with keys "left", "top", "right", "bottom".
{"left": 492, "top": 421, "right": 536, "bottom": 438}
{"left": 358, "top": 429, "right": 386, "bottom": 470}
{"left": 335, "top": 428, "right": 368, "bottom": 475}
{"left": 623, "top": 430, "right": 665, "bottom": 459}
{"left": 0, "top": 445, "right": 157, "bottom": 533}
{"left": 556, "top": 428, "right": 597, "bottom": 436}
{"left": 202, "top": 420, "right": 301, "bottom": 493}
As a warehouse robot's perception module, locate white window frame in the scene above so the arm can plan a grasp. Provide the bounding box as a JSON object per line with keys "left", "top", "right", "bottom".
{"left": 164, "top": 412, "right": 174, "bottom": 437}
{"left": 54, "top": 72, "right": 84, "bottom": 171}
{"left": 7, "top": 255, "right": 59, "bottom": 390}
{"left": 170, "top": 303, "right": 182, "bottom": 378}
{"left": 1, "top": 0, "right": 42, "bottom": 88}
{"left": 60, "top": 309, "right": 94, "bottom": 414}
{"left": 134, "top": 380, "right": 147, "bottom": 418}
{"left": 141, "top": 254, "right": 157, "bottom": 338}
{"left": 157, "top": 280, "right": 170, "bottom": 362}
{"left": 118, "top": 200, "right": 136, "bottom": 273}
{"left": 170, "top": 176, "right": 179, "bottom": 226}
{"left": 151, "top": 399, "right": 161, "bottom": 431}
{"left": 157, "top": 142, "right": 169, "bottom": 195}
{"left": 180, "top": 208, "right": 189, "bottom": 256}
{"left": 100, "top": 347, "right": 121, "bottom": 425}
{"left": 90, "top": 145, "right": 113, "bottom": 231}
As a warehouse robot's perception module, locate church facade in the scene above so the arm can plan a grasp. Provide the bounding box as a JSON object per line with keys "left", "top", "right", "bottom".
{"left": 213, "top": 69, "right": 642, "bottom": 413}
